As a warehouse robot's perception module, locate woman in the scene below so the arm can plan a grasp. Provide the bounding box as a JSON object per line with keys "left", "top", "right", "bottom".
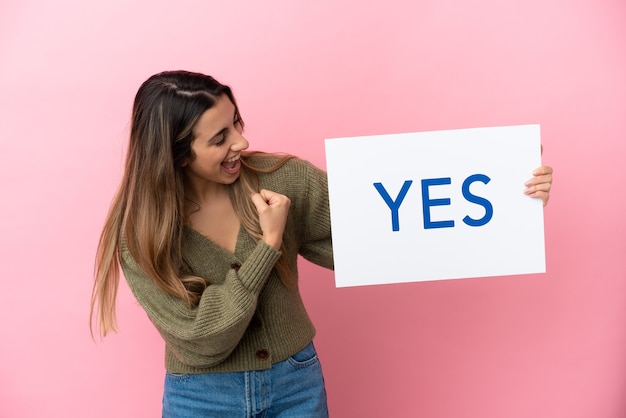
{"left": 90, "top": 70, "right": 553, "bottom": 417}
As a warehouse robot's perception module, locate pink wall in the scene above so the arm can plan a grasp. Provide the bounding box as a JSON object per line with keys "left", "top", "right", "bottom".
{"left": 1, "top": 0, "right": 625, "bottom": 417}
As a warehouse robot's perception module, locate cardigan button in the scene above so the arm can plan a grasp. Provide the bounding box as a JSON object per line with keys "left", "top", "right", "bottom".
{"left": 230, "top": 262, "right": 241, "bottom": 271}
{"left": 256, "top": 349, "right": 269, "bottom": 360}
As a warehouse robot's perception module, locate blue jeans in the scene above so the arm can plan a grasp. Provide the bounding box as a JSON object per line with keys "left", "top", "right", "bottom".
{"left": 162, "top": 342, "right": 329, "bottom": 417}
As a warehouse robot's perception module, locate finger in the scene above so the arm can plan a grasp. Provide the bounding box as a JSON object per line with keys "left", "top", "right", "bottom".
{"left": 524, "top": 181, "right": 551, "bottom": 194}
{"left": 528, "top": 190, "right": 550, "bottom": 206}
{"left": 258, "top": 189, "right": 291, "bottom": 208}
{"left": 257, "top": 188, "right": 274, "bottom": 200}
{"left": 525, "top": 173, "right": 552, "bottom": 187}
{"left": 532, "top": 165, "right": 553, "bottom": 176}
{"left": 250, "top": 192, "right": 269, "bottom": 211}
{"left": 256, "top": 189, "right": 279, "bottom": 204}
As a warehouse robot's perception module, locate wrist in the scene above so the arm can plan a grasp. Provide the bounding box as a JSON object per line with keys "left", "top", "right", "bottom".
{"left": 262, "top": 235, "right": 282, "bottom": 250}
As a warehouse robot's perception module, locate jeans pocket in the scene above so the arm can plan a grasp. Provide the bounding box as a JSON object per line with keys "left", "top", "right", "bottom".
{"left": 287, "top": 342, "right": 319, "bottom": 369}
{"left": 165, "top": 371, "right": 194, "bottom": 382}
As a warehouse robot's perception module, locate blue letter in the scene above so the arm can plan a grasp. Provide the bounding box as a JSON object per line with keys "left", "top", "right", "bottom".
{"left": 421, "top": 178, "right": 455, "bottom": 229}
{"left": 462, "top": 174, "right": 493, "bottom": 227}
{"left": 373, "top": 181, "right": 413, "bottom": 231}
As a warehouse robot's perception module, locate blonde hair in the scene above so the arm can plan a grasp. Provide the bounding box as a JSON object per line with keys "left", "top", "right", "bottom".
{"left": 90, "top": 71, "right": 294, "bottom": 338}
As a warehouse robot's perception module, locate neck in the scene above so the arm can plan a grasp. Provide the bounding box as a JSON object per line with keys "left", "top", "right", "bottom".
{"left": 184, "top": 179, "right": 230, "bottom": 208}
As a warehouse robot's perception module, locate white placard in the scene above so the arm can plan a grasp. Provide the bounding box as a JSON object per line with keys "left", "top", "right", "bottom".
{"left": 325, "top": 124, "right": 545, "bottom": 287}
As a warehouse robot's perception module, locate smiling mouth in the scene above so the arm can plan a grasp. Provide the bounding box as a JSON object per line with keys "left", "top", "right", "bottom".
{"left": 221, "top": 155, "right": 241, "bottom": 174}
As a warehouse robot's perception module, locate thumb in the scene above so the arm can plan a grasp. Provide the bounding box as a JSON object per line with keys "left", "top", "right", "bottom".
{"left": 250, "top": 192, "right": 268, "bottom": 212}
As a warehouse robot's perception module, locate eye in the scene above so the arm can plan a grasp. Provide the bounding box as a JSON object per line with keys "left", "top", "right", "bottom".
{"left": 213, "top": 133, "right": 227, "bottom": 146}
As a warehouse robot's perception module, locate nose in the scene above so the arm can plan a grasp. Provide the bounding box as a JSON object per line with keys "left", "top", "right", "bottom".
{"left": 232, "top": 132, "right": 249, "bottom": 152}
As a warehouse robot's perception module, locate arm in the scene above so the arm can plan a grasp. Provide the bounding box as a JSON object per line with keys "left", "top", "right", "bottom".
{"left": 121, "top": 183, "right": 289, "bottom": 367}
{"left": 296, "top": 160, "right": 334, "bottom": 269}
{"left": 121, "top": 237, "right": 281, "bottom": 368}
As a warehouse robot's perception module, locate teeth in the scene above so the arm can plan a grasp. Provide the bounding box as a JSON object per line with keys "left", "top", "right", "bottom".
{"left": 224, "top": 155, "right": 240, "bottom": 163}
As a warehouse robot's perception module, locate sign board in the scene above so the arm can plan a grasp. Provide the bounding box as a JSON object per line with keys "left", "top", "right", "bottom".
{"left": 324, "top": 124, "right": 545, "bottom": 287}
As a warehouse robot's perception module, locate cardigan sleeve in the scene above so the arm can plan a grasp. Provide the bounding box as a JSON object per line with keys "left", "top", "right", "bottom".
{"left": 294, "top": 159, "right": 334, "bottom": 270}
{"left": 120, "top": 240, "right": 281, "bottom": 368}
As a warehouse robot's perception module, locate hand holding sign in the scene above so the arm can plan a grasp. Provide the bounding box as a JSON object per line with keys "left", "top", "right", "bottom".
{"left": 524, "top": 166, "right": 553, "bottom": 206}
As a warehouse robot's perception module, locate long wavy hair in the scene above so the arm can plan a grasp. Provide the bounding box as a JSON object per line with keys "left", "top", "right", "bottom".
{"left": 90, "top": 70, "right": 294, "bottom": 337}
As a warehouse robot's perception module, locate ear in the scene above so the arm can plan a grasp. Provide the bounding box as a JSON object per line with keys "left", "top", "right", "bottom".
{"left": 179, "top": 148, "right": 196, "bottom": 168}
{"left": 180, "top": 153, "right": 193, "bottom": 167}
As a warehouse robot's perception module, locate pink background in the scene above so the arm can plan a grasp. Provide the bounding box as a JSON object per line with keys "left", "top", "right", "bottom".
{"left": 1, "top": 0, "right": 625, "bottom": 417}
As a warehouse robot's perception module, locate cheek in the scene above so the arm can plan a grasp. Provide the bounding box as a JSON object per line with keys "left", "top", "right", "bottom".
{"left": 194, "top": 149, "right": 224, "bottom": 170}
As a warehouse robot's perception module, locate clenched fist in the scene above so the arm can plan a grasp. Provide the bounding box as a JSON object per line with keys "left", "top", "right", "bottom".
{"left": 250, "top": 189, "right": 291, "bottom": 250}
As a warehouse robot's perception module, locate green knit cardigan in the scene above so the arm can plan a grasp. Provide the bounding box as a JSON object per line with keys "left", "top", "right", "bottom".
{"left": 121, "top": 157, "right": 334, "bottom": 373}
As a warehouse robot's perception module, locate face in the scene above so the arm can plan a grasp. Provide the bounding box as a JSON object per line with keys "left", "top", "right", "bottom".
{"left": 183, "top": 95, "right": 249, "bottom": 189}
